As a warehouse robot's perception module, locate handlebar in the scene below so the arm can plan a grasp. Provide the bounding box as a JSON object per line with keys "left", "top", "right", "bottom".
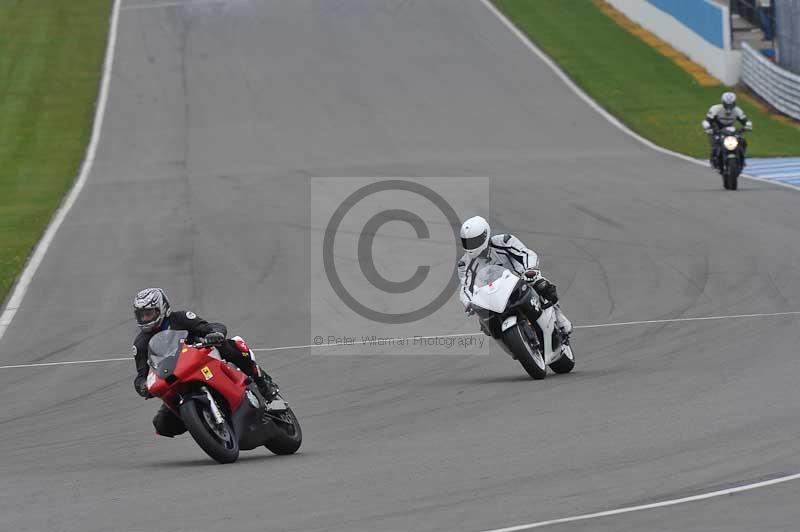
{"left": 713, "top": 128, "right": 746, "bottom": 136}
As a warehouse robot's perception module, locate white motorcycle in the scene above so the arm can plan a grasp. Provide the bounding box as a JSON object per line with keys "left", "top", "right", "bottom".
{"left": 468, "top": 265, "right": 574, "bottom": 379}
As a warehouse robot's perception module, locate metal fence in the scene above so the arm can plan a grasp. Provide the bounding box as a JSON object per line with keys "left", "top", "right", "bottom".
{"left": 775, "top": 0, "right": 800, "bottom": 73}
{"left": 741, "top": 41, "right": 800, "bottom": 120}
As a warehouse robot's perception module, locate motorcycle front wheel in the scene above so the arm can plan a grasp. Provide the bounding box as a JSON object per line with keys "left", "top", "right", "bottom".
{"left": 502, "top": 322, "right": 547, "bottom": 380}
{"left": 180, "top": 398, "right": 240, "bottom": 464}
{"left": 723, "top": 158, "right": 739, "bottom": 190}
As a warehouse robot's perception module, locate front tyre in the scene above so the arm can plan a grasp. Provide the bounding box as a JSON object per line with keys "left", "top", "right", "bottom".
{"left": 180, "top": 398, "right": 239, "bottom": 464}
{"left": 265, "top": 406, "right": 303, "bottom": 455}
{"left": 502, "top": 323, "right": 546, "bottom": 380}
{"left": 724, "top": 158, "right": 740, "bottom": 190}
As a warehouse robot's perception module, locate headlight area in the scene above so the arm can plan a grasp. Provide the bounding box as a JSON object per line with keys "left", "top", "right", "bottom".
{"left": 723, "top": 136, "right": 739, "bottom": 151}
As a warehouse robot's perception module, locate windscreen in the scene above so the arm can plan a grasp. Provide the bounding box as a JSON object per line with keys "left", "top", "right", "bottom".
{"left": 148, "top": 330, "right": 188, "bottom": 369}
{"left": 474, "top": 265, "right": 507, "bottom": 288}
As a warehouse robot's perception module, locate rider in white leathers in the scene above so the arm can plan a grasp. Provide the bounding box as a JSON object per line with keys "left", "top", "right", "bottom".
{"left": 702, "top": 91, "right": 753, "bottom": 168}
{"left": 457, "top": 216, "right": 572, "bottom": 335}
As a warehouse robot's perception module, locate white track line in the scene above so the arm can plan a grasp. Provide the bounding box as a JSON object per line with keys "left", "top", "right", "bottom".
{"left": 2, "top": 310, "right": 798, "bottom": 370}
{"left": 479, "top": 472, "right": 800, "bottom": 532}
{"left": 121, "top": 0, "right": 225, "bottom": 10}
{"left": 0, "top": 0, "right": 122, "bottom": 342}
{"left": 0, "top": 357, "right": 129, "bottom": 370}
{"left": 573, "top": 310, "right": 800, "bottom": 329}
{"left": 478, "top": 0, "right": 800, "bottom": 192}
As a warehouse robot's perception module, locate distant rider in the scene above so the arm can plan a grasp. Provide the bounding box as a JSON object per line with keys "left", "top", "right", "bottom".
{"left": 457, "top": 216, "right": 572, "bottom": 336}
{"left": 130, "top": 287, "right": 278, "bottom": 437}
{"left": 702, "top": 92, "right": 752, "bottom": 168}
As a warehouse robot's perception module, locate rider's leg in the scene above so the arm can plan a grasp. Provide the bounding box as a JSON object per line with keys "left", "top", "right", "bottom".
{"left": 218, "top": 340, "right": 278, "bottom": 399}
{"left": 554, "top": 305, "right": 572, "bottom": 336}
{"left": 153, "top": 404, "right": 186, "bottom": 437}
{"left": 741, "top": 137, "right": 748, "bottom": 166}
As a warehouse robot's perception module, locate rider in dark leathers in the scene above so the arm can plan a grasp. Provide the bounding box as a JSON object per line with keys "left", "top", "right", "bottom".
{"left": 130, "top": 288, "right": 277, "bottom": 437}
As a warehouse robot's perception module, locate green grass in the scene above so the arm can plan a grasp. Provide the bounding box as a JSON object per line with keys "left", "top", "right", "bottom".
{"left": 0, "top": 1, "right": 112, "bottom": 302}
{"left": 492, "top": 0, "right": 800, "bottom": 158}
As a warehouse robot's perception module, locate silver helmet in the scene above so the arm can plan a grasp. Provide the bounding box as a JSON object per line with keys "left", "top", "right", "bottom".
{"left": 721, "top": 91, "right": 737, "bottom": 110}
{"left": 133, "top": 288, "right": 170, "bottom": 332}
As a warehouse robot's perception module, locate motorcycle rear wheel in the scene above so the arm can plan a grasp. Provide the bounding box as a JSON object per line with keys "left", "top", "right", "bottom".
{"left": 549, "top": 342, "right": 575, "bottom": 374}
{"left": 180, "top": 398, "right": 240, "bottom": 464}
{"left": 502, "top": 323, "right": 546, "bottom": 380}
{"left": 265, "top": 406, "right": 303, "bottom": 455}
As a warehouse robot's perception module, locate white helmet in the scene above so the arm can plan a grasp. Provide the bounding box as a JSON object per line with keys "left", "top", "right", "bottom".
{"left": 133, "top": 288, "right": 170, "bottom": 332}
{"left": 460, "top": 216, "right": 490, "bottom": 260}
{"left": 721, "top": 91, "right": 736, "bottom": 110}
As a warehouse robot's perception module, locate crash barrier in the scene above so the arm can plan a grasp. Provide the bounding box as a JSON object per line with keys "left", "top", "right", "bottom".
{"left": 741, "top": 41, "right": 800, "bottom": 120}
{"left": 605, "top": 0, "right": 740, "bottom": 85}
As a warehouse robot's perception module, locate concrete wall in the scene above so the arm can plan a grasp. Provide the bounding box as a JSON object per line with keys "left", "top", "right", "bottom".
{"left": 606, "top": 0, "right": 740, "bottom": 85}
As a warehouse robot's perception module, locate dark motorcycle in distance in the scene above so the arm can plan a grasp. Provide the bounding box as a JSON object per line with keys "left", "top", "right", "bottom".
{"left": 145, "top": 330, "right": 302, "bottom": 463}
{"left": 712, "top": 126, "right": 747, "bottom": 190}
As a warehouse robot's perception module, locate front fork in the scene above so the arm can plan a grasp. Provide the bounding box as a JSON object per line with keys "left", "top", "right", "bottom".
{"left": 203, "top": 386, "right": 226, "bottom": 426}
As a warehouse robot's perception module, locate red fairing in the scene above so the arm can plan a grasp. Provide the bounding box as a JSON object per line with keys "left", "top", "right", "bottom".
{"left": 232, "top": 336, "right": 250, "bottom": 354}
{"left": 149, "top": 344, "right": 247, "bottom": 413}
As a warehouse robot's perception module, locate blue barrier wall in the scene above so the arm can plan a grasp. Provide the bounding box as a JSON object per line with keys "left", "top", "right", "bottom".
{"left": 646, "top": 0, "right": 725, "bottom": 48}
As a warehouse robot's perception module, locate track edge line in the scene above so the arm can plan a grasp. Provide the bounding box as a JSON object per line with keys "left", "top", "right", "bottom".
{"left": 0, "top": 0, "right": 123, "bottom": 341}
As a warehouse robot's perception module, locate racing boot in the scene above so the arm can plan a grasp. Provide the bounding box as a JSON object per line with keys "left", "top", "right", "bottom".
{"left": 253, "top": 369, "right": 279, "bottom": 402}
{"left": 555, "top": 307, "right": 573, "bottom": 337}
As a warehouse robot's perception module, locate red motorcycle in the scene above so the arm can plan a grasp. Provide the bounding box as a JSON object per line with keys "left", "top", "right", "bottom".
{"left": 145, "top": 330, "right": 302, "bottom": 463}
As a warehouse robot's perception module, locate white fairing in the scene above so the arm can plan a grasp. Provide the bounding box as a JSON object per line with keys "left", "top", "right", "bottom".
{"left": 470, "top": 267, "right": 519, "bottom": 314}
{"left": 536, "top": 306, "right": 559, "bottom": 365}
{"left": 471, "top": 265, "right": 568, "bottom": 369}
{"left": 501, "top": 315, "right": 518, "bottom": 332}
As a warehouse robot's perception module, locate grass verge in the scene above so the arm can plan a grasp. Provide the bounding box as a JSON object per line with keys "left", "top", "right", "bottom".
{"left": 0, "top": 1, "right": 112, "bottom": 303}
{"left": 491, "top": 0, "right": 800, "bottom": 158}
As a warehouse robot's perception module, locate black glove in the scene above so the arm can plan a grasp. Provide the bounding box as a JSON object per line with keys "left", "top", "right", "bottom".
{"left": 134, "top": 373, "right": 151, "bottom": 398}
{"left": 204, "top": 331, "right": 225, "bottom": 345}
{"left": 532, "top": 279, "right": 558, "bottom": 304}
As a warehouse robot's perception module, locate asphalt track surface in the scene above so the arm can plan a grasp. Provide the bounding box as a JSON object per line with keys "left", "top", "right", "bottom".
{"left": 2, "top": 1, "right": 800, "bottom": 531}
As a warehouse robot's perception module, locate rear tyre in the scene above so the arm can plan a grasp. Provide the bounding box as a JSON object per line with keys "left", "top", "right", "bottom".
{"left": 549, "top": 342, "right": 575, "bottom": 374}
{"left": 180, "top": 398, "right": 239, "bottom": 464}
{"left": 502, "top": 323, "right": 547, "bottom": 380}
{"left": 265, "top": 406, "right": 303, "bottom": 455}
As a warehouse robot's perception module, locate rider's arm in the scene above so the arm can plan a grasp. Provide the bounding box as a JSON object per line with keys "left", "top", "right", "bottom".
{"left": 131, "top": 335, "right": 151, "bottom": 397}
{"left": 736, "top": 107, "right": 753, "bottom": 130}
{"left": 171, "top": 310, "right": 228, "bottom": 339}
{"left": 457, "top": 259, "right": 472, "bottom": 308}
{"left": 702, "top": 105, "right": 718, "bottom": 133}
{"left": 491, "top": 234, "right": 539, "bottom": 272}
{"left": 131, "top": 336, "right": 150, "bottom": 375}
